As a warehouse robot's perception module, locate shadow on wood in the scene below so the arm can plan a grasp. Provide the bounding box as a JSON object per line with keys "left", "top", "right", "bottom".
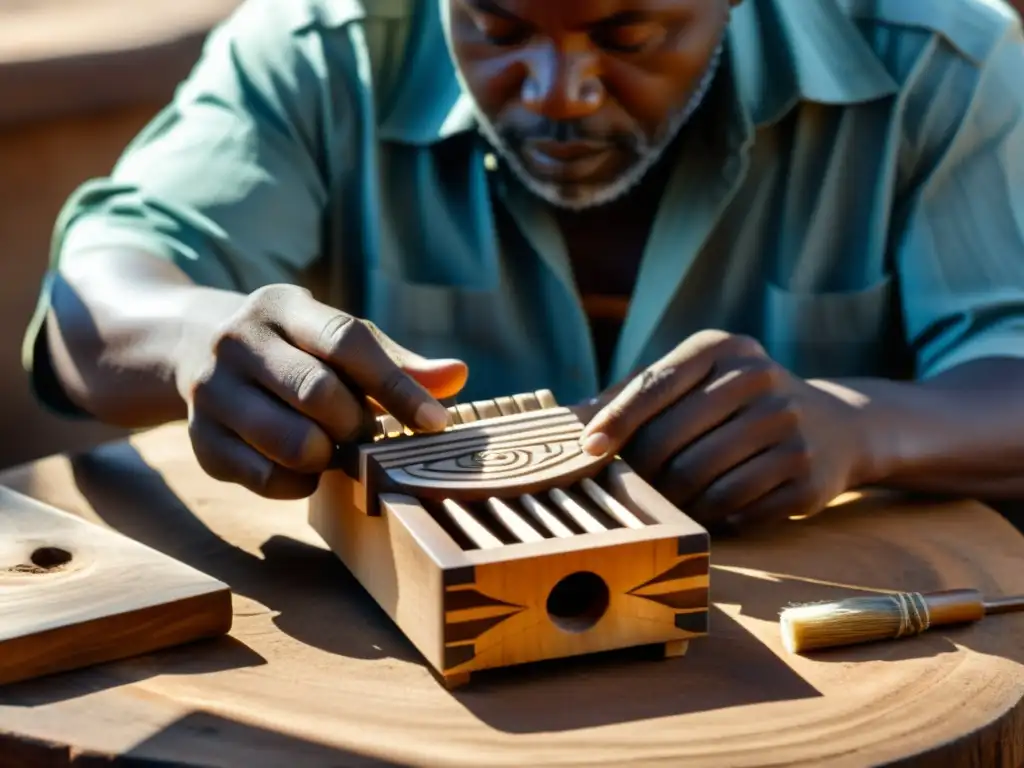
{"left": 68, "top": 446, "right": 423, "bottom": 667}
{"left": 0, "top": 636, "right": 265, "bottom": 709}
{"left": 709, "top": 492, "right": 1024, "bottom": 667}
{"left": 449, "top": 605, "right": 821, "bottom": 733}
{"left": 707, "top": 567, "right": 963, "bottom": 665}
{"left": 121, "top": 711, "right": 403, "bottom": 767}
{"left": 0, "top": 710, "right": 400, "bottom": 767}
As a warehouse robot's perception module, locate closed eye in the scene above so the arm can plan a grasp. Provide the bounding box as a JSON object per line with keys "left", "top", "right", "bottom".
{"left": 589, "top": 12, "right": 666, "bottom": 54}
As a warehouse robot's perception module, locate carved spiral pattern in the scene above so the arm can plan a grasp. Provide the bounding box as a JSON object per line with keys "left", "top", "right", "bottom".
{"left": 399, "top": 442, "right": 581, "bottom": 482}
{"left": 455, "top": 447, "right": 562, "bottom": 472}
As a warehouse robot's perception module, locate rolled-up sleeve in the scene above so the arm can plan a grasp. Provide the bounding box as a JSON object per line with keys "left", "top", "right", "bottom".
{"left": 899, "top": 20, "right": 1024, "bottom": 378}
{"left": 53, "top": 0, "right": 328, "bottom": 290}
{"left": 22, "top": 0, "right": 331, "bottom": 414}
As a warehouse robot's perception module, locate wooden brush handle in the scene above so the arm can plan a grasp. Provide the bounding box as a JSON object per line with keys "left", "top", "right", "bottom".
{"left": 917, "top": 589, "right": 986, "bottom": 625}
{"left": 779, "top": 588, "right": 988, "bottom": 654}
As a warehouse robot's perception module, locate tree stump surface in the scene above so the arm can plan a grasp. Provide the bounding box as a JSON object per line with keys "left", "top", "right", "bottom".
{"left": 0, "top": 423, "right": 1022, "bottom": 767}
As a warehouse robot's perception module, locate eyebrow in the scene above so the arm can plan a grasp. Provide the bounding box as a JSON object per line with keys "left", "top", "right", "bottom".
{"left": 464, "top": 2, "right": 656, "bottom": 29}
{"left": 464, "top": 0, "right": 523, "bottom": 22}
{"left": 589, "top": 10, "right": 651, "bottom": 29}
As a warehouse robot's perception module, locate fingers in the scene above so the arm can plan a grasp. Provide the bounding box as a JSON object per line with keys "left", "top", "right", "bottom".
{"left": 246, "top": 336, "right": 370, "bottom": 445}
{"left": 276, "top": 295, "right": 453, "bottom": 432}
{"left": 726, "top": 478, "right": 824, "bottom": 530}
{"left": 622, "top": 365, "right": 780, "bottom": 479}
{"left": 653, "top": 395, "right": 800, "bottom": 509}
{"left": 192, "top": 371, "right": 335, "bottom": 474}
{"left": 361, "top": 319, "right": 469, "bottom": 401}
{"left": 580, "top": 361, "right": 712, "bottom": 457}
{"left": 681, "top": 443, "right": 805, "bottom": 526}
{"left": 580, "top": 331, "right": 768, "bottom": 457}
{"left": 189, "top": 415, "right": 321, "bottom": 500}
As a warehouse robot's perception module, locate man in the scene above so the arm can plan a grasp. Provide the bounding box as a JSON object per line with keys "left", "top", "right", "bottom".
{"left": 24, "top": 0, "right": 1024, "bottom": 533}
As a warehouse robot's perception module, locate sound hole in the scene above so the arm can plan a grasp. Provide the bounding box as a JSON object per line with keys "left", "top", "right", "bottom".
{"left": 546, "top": 571, "right": 610, "bottom": 633}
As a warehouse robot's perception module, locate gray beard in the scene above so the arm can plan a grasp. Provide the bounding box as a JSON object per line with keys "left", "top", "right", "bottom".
{"left": 470, "top": 41, "right": 725, "bottom": 211}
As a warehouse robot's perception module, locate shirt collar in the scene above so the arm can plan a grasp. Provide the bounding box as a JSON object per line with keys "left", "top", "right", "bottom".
{"left": 377, "top": 0, "right": 900, "bottom": 145}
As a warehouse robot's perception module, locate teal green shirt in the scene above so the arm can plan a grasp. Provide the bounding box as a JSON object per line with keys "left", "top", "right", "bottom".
{"left": 24, "top": 0, "right": 1024, "bottom": 412}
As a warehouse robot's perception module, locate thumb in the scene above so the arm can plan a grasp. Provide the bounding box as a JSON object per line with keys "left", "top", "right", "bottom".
{"left": 401, "top": 355, "right": 469, "bottom": 401}
{"left": 362, "top": 322, "right": 468, "bottom": 404}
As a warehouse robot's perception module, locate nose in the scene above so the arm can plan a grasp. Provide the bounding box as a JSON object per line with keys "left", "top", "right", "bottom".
{"left": 521, "top": 44, "right": 604, "bottom": 121}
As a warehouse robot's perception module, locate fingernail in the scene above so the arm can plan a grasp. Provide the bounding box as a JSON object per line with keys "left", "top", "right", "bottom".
{"left": 414, "top": 401, "right": 450, "bottom": 431}
{"left": 581, "top": 432, "right": 610, "bottom": 456}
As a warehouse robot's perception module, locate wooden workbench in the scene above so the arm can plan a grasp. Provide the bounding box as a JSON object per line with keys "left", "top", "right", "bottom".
{"left": 0, "top": 423, "right": 1023, "bottom": 766}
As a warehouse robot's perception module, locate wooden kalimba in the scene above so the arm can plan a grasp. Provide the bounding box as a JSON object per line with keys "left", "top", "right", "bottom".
{"left": 309, "top": 389, "right": 710, "bottom": 688}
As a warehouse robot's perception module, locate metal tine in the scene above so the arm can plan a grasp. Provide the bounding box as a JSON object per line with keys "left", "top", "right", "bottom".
{"left": 548, "top": 488, "right": 607, "bottom": 534}
{"left": 580, "top": 478, "right": 646, "bottom": 529}
{"left": 441, "top": 500, "right": 503, "bottom": 549}
{"left": 519, "top": 494, "right": 574, "bottom": 538}
{"left": 486, "top": 498, "right": 545, "bottom": 543}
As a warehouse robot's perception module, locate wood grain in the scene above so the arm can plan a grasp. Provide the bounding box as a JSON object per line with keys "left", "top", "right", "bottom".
{"left": 314, "top": 391, "right": 711, "bottom": 686}
{"left": 361, "top": 406, "right": 615, "bottom": 507}
{"left": 1, "top": 427, "right": 1023, "bottom": 766}
{"left": 0, "top": 485, "right": 232, "bottom": 686}
{"left": 0, "top": 0, "right": 241, "bottom": 126}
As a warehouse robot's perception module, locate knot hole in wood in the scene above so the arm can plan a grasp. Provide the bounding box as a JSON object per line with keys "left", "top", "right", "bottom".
{"left": 4, "top": 546, "right": 75, "bottom": 575}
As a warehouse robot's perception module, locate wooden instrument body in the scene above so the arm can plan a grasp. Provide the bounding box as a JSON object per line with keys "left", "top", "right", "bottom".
{"left": 309, "top": 391, "right": 710, "bottom": 688}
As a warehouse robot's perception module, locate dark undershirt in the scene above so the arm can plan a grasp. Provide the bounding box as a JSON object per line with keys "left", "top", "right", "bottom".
{"left": 551, "top": 148, "right": 679, "bottom": 383}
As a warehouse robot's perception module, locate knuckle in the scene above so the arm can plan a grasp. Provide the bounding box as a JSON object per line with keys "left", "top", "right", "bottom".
{"left": 248, "top": 283, "right": 301, "bottom": 310}
{"left": 788, "top": 438, "right": 814, "bottom": 474}
{"left": 690, "top": 329, "right": 733, "bottom": 348}
{"left": 769, "top": 395, "right": 802, "bottom": 429}
{"left": 187, "top": 367, "right": 215, "bottom": 406}
{"left": 734, "top": 334, "right": 768, "bottom": 359}
{"left": 743, "top": 359, "right": 785, "bottom": 392}
{"left": 209, "top": 325, "right": 254, "bottom": 364}
{"left": 377, "top": 366, "right": 416, "bottom": 405}
{"left": 624, "top": 365, "right": 677, "bottom": 412}
{"left": 319, "top": 313, "right": 362, "bottom": 357}
{"left": 291, "top": 363, "right": 336, "bottom": 411}
{"left": 187, "top": 358, "right": 225, "bottom": 409}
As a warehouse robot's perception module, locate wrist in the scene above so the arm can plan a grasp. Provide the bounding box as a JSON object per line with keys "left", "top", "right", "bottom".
{"left": 847, "top": 411, "right": 891, "bottom": 489}
{"left": 168, "top": 286, "right": 248, "bottom": 397}
{"left": 807, "top": 377, "right": 898, "bottom": 490}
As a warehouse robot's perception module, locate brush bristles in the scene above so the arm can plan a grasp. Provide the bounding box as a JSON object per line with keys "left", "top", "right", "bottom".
{"left": 780, "top": 594, "right": 930, "bottom": 653}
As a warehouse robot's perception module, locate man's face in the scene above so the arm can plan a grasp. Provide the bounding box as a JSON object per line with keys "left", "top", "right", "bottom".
{"left": 444, "top": 0, "right": 735, "bottom": 210}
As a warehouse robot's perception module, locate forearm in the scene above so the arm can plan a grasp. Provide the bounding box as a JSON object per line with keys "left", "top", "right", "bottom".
{"left": 46, "top": 248, "right": 246, "bottom": 428}
{"left": 819, "top": 358, "right": 1024, "bottom": 498}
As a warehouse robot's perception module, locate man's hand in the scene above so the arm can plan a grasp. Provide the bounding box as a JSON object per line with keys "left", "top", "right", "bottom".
{"left": 579, "top": 330, "right": 872, "bottom": 531}
{"left": 174, "top": 284, "right": 468, "bottom": 500}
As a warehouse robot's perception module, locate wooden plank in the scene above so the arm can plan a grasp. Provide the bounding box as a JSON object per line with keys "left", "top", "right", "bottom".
{"left": 0, "top": 486, "right": 231, "bottom": 686}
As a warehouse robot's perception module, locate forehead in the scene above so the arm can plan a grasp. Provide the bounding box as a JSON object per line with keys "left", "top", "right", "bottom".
{"left": 458, "top": 0, "right": 693, "bottom": 26}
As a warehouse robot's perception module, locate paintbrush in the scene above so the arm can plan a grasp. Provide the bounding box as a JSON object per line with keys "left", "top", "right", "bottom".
{"left": 779, "top": 588, "right": 1024, "bottom": 653}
